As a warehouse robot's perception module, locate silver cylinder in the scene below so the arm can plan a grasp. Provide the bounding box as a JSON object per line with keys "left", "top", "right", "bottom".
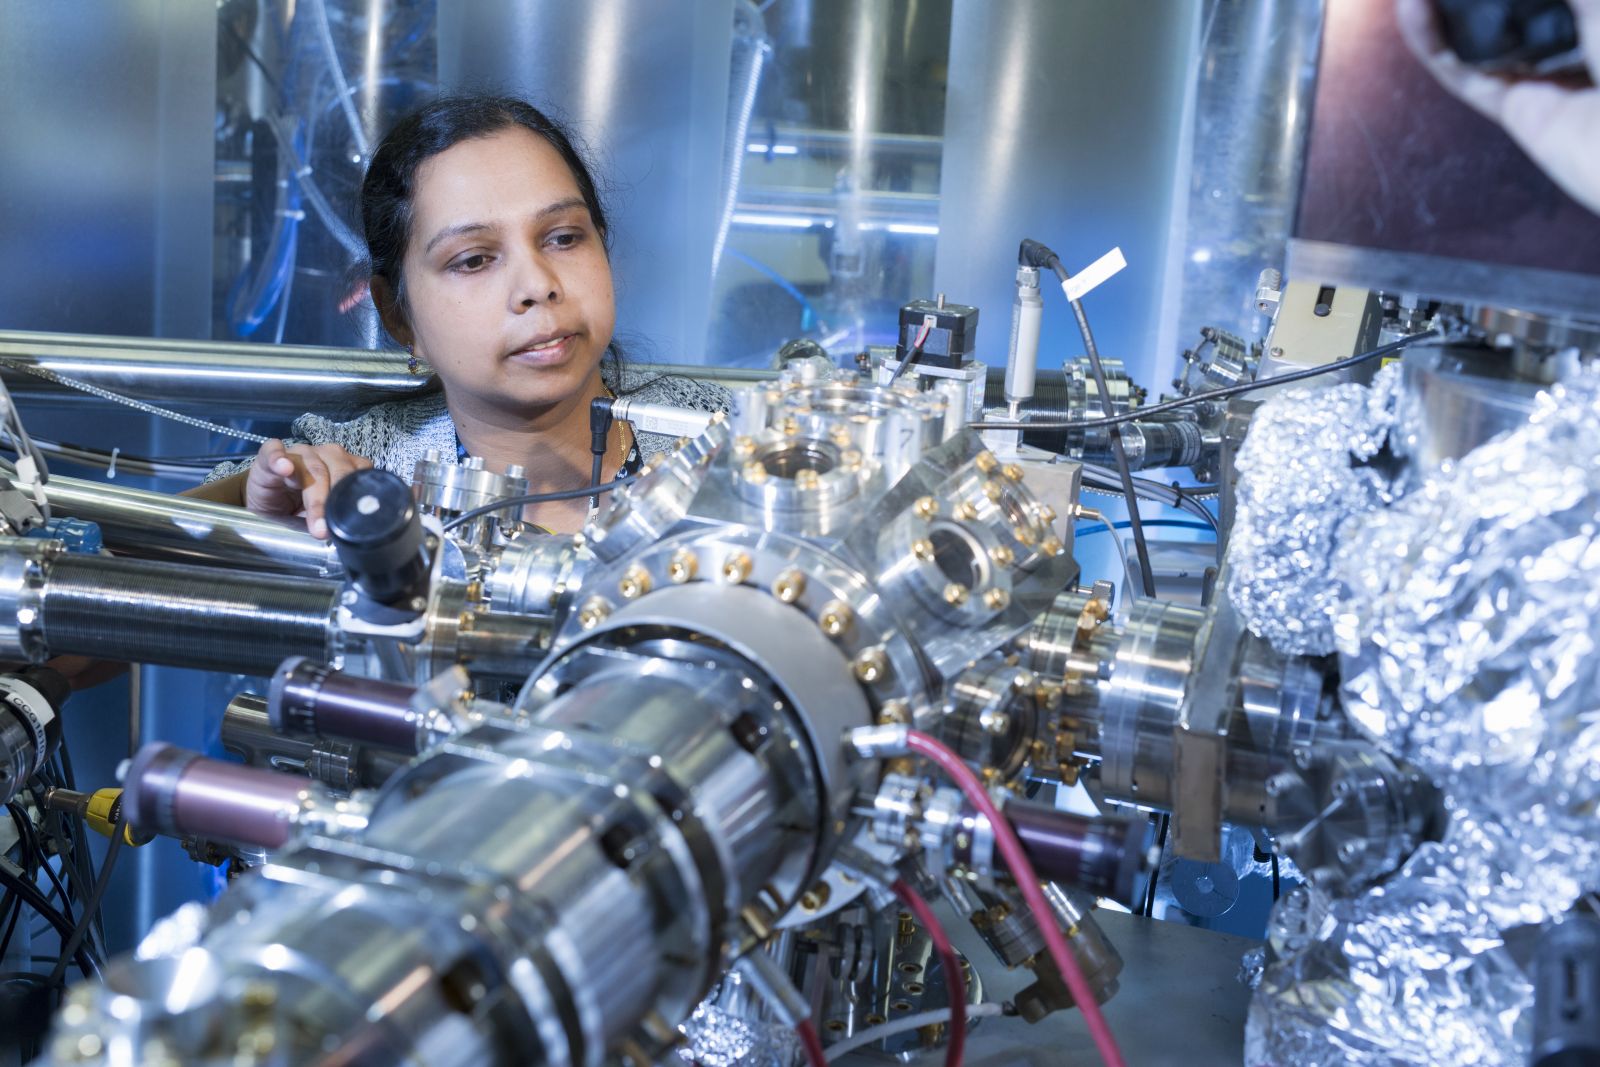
{"left": 41, "top": 474, "right": 341, "bottom": 578}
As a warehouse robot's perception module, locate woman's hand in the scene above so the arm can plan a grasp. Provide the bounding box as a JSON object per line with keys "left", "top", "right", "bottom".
{"left": 245, "top": 439, "right": 372, "bottom": 539}
{"left": 1398, "top": 0, "right": 1600, "bottom": 216}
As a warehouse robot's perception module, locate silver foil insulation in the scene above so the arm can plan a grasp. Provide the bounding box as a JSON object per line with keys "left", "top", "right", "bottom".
{"left": 1246, "top": 367, "right": 1600, "bottom": 1065}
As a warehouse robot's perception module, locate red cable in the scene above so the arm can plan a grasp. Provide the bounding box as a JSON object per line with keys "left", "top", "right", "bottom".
{"left": 905, "top": 729, "right": 1128, "bottom": 1067}
{"left": 796, "top": 1018, "right": 828, "bottom": 1067}
{"left": 891, "top": 878, "right": 967, "bottom": 1067}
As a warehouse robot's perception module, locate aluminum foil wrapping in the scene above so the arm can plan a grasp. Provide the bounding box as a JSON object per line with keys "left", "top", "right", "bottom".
{"left": 1228, "top": 365, "right": 1402, "bottom": 656}
{"left": 677, "top": 999, "right": 801, "bottom": 1067}
{"left": 1335, "top": 367, "right": 1600, "bottom": 928}
{"left": 1245, "top": 846, "right": 1531, "bottom": 1066}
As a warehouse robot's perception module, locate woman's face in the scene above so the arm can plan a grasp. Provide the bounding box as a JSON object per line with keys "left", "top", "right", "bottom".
{"left": 392, "top": 127, "right": 616, "bottom": 419}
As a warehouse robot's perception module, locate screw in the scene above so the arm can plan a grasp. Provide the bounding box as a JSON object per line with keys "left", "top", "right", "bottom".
{"left": 954, "top": 501, "right": 979, "bottom": 521}
{"left": 721, "top": 551, "right": 754, "bottom": 584}
{"left": 734, "top": 435, "right": 757, "bottom": 458}
{"left": 773, "top": 568, "right": 807, "bottom": 603}
{"left": 984, "top": 588, "right": 1011, "bottom": 610}
{"left": 578, "top": 596, "right": 612, "bottom": 629}
{"left": 983, "top": 482, "right": 1003, "bottom": 502}
{"left": 878, "top": 699, "right": 910, "bottom": 725}
{"left": 619, "top": 565, "right": 652, "bottom": 599}
{"left": 989, "top": 544, "right": 1015, "bottom": 567}
{"left": 780, "top": 416, "right": 801, "bottom": 437}
{"left": 913, "top": 496, "right": 938, "bottom": 520}
{"left": 1001, "top": 463, "right": 1024, "bottom": 482}
{"left": 974, "top": 451, "right": 1000, "bottom": 474}
{"left": 943, "top": 582, "right": 969, "bottom": 606}
{"left": 842, "top": 448, "right": 864, "bottom": 472}
{"left": 1013, "top": 525, "right": 1037, "bottom": 547}
{"left": 819, "top": 600, "right": 855, "bottom": 638}
{"left": 795, "top": 468, "right": 821, "bottom": 490}
{"left": 742, "top": 460, "right": 769, "bottom": 484}
{"left": 912, "top": 538, "right": 935, "bottom": 562}
{"left": 668, "top": 547, "right": 698, "bottom": 583}
{"left": 1040, "top": 536, "right": 1063, "bottom": 556}
{"left": 852, "top": 647, "right": 890, "bottom": 684}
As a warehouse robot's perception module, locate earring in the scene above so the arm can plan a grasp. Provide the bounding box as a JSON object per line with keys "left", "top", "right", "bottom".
{"left": 405, "top": 344, "right": 421, "bottom": 375}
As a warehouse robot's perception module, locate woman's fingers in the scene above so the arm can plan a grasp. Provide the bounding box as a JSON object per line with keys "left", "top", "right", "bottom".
{"left": 242, "top": 441, "right": 374, "bottom": 537}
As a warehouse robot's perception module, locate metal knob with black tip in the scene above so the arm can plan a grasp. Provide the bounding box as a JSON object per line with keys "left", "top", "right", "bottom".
{"left": 325, "top": 468, "right": 431, "bottom": 614}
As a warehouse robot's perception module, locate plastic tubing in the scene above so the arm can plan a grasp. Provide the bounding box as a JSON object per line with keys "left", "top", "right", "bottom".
{"left": 796, "top": 1018, "right": 828, "bottom": 1067}
{"left": 905, "top": 729, "right": 1128, "bottom": 1067}
{"left": 824, "top": 1004, "right": 1006, "bottom": 1063}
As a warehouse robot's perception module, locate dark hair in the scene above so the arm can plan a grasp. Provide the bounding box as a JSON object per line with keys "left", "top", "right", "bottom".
{"left": 362, "top": 93, "right": 610, "bottom": 325}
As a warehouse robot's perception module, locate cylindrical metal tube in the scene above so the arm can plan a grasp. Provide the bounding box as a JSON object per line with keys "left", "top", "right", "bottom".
{"left": 452, "top": 611, "right": 552, "bottom": 678}
{"left": 123, "top": 742, "right": 313, "bottom": 849}
{"left": 1000, "top": 802, "right": 1143, "bottom": 902}
{"left": 269, "top": 657, "right": 421, "bottom": 753}
{"left": 36, "top": 555, "right": 340, "bottom": 674}
{"left": 223, "top": 692, "right": 408, "bottom": 792}
{"left": 42, "top": 475, "right": 341, "bottom": 578}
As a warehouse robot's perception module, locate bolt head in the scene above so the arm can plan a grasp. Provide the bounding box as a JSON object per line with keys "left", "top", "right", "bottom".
{"left": 668, "top": 548, "right": 698, "bottom": 584}
{"left": 983, "top": 588, "right": 1010, "bottom": 611}
{"left": 795, "top": 468, "right": 821, "bottom": 490}
{"left": 1001, "top": 463, "right": 1025, "bottom": 482}
{"left": 852, "top": 647, "right": 891, "bottom": 684}
{"left": 974, "top": 451, "right": 1000, "bottom": 473}
{"left": 913, "top": 496, "right": 939, "bottom": 520}
{"left": 773, "top": 568, "right": 807, "bottom": 603}
{"left": 989, "top": 544, "right": 1015, "bottom": 567}
{"left": 912, "top": 538, "right": 935, "bottom": 562}
{"left": 819, "top": 599, "right": 854, "bottom": 637}
{"left": 721, "top": 551, "right": 754, "bottom": 584}
{"left": 954, "top": 501, "right": 979, "bottom": 522}
{"left": 943, "top": 582, "right": 969, "bottom": 606}
{"left": 742, "top": 460, "right": 769, "bottom": 484}
{"left": 983, "top": 482, "right": 1003, "bottom": 502}
{"left": 734, "top": 435, "right": 757, "bottom": 458}
{"left": 578, "top": 596, "right": 612, "bottom": 629}
{"left": 619, "top": 565, "right": 652, "bottom": 599}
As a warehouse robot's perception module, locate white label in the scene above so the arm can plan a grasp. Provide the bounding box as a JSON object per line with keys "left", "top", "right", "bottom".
{"left": 1060, "top": 246, "right": 1127, "bottom": 303}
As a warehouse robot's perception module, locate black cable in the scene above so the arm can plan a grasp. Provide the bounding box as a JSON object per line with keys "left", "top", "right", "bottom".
{"left": 1271, "top": 853, "right": 1281, "bottom": 901}
{"left": 0, "top": 861, "right": 99, "bottom": 980}
{"left": 47, "top": 815, "right": 126, "bottom": 988}
{"left": 6, "top": 805, "right": 70, "bottom": 918}
{"left": 47, "top": 750, "right": 104, "bottom": 954}
{"left": 589, "top": 398, "right": 614, "bottom": 511}
{"left": 1142, "top": 814, "right": 1169, "bottom": 917}
{"left": 440, "top": 476, "right": 637, "bottom": 533}
{"left": 0, "top": 895, "right": 22, "bottom": 963}
{"left": 977, "top": 328, "right": 1440, "bottom": 431}
{"left": 1027, "top": 239, "right": 1157, "bottom": 597}
{"left": 886, "top": 336, "right": 928, "bottom": 385}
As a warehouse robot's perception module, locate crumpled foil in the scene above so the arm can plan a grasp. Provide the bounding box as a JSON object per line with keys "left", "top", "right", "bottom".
{"left": 1228, "top": 364, "right": 1402, "bottom": 655}
{"left": 1335, "top": 366, "right": 1600, "bottom": 928}
{"left": 1248, "top": 367, "right": 1600, "bottom": 1064}
{"left": 677, "top": 1000, "right": 801, "bottom": 1067}
{"left": 1245, "top": 846, "right": 1532, "bottom": 1066}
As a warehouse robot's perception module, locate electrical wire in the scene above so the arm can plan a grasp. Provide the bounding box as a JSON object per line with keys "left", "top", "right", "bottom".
{"left": 1039, "top": 249, "right": 1156, "bottom": 598}
{"left": 903, "top": 730, "right": 1126, "bottom": 1067}
{"left": 46, "top": 814, "right": 126, "bottom": 988}
{"left": 824, "top": 1004, "right": 1007, "bottom": 1063}
{"left": 796, "top": 1018, "right": 828, "bottom": 1067}
{"left": 0, "top": 862, "right": 98, "bottom": 980}
{"left": 891, "top": 879, "right": 966, "bottom": 1067}
{"left": 1075, "top": 519, "right": 1215, "bottom": 537}
{"left": 440, "top": 476, "right": 637, "bottom": 533}
{"left": 1141, "top": 815, "right": 1169, "bottom": 918}
{"left": 887, "top": 320, "right": 933, "bottom": 384}
{"left": 976, "top": 328, "right": 1440, "bottom": 431}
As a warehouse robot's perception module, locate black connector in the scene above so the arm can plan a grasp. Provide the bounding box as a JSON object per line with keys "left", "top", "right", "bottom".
{"left": 1018, "top": 238, "right": 1062, "bottom": 271}
{"left": 589, "top": 397, "right": 615, "bottom": 510}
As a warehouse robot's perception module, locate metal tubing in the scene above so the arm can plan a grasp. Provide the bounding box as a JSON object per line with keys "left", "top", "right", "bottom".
{"left": 37, "top": 555, "right": 340, "bottom": 674}
{"left": 270, "top": 658, "right": 422, "bottom": 753}
{"left": 42, "top": 474, "right": 341, "bottom": 578}
{"left": 1003, "top": 803, "right": 1143, "bottom": 902}
{"left": 123, "top": 742, "right": 311, "bottom": 849}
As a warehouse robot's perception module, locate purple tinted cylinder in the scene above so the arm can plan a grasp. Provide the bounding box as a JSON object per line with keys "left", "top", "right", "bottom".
{"left": 958, "top": 799, "right": 1145, "bottom": 902}
{"left": 123, "top": 742, "right": 309, "bottom": 849}
{"left": 269, "top": 657, "right": 422, "bottom": 753}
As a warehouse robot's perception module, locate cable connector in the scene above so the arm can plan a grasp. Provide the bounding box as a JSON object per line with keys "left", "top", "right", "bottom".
{"left": 845, "top": 723, "right": 910, "bottom": 759}
{"left": 1018, "top": 238, "right": 1062, "bottom": 271}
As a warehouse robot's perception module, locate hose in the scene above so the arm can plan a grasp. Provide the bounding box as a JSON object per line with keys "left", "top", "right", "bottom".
{"left": 824, "top": 1003, "right": 1006, "bottom": 1063}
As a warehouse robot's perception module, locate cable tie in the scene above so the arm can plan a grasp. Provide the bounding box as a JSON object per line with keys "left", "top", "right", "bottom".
{"left": 106, "top": 447, "right": 120, "bottom": 481}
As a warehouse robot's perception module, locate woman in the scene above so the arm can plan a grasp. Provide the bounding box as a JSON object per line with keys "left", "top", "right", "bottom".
{"left": 193, "top": 95, "right": 726, "bottom": 534}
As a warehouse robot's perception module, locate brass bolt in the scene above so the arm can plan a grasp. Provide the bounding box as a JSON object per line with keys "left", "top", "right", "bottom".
{"left": 773, "top": 568, "right": 807, "bottom": 603}
{"left": 983, "top": 481, "right": 1003, "bottom": 502}
{"left": 974, "top": 450, "right": 1000, "bottom": 474}
{"left": 1040, "top": 536, "right": 1063, "bottom": 556}
{"left": 983, "top": 587, "right": 1011, "bottom": 610}
{"left": 989, "top": 544, "right": 1015, "bottom": 567}
{"left": 733, "top": 435, "right": 757, "bottom": 458}
{"left": 577, "top": 596, "right": 612, "bottom": 629}
{"left": 830, "top": 425, "right": 854, "bottom": 447}
{"left": 1038, "top": 504, "right": 1058, "bottom": 525}
{"left": 877, "top": 699, "right": 910, "bottom": 725}
{"left": 913, "top": 495, "right": 939, "bottom": 520}
{"left": 800, "top": 881, "right": 832, "bottom": 911}
{"left": 668, "top": 547, "right": 698, "bottom": 584}
{"left": 954, "top": 501, "right": 979, "bottom": 522}
{"left": 1001, "top": 463, "right": 1025, "bottom": 482}
{"left": 1013, "top": 525, "right": 1037, "bottom": 546}
{"left": 842, "top": 448, "right": 864, "bottom": 472}
{"left": 780, "top": 416, "right": 801, "bottom": 437}
{"left": 912, "top": 538, "right": 935, "bottom": 562}
{"left": 852, "top": 646, "right": 890, "bottom": 684}
{"left": 943, "top": 582, "right": 970, "bottom": 607}
{"left": 819, "top": 600, "right": 855, "bottom": 638}
{"left": 742, "top": 460, "right": 769, "bottom": 484}
{"left": 721, "top": 551, "right": 754, "bottom": 584}
{"left": 795, "top": 468, "right": 821, "bottom": 490}
{"left": 618, "top": 565, "right": 652, "bottom": 600}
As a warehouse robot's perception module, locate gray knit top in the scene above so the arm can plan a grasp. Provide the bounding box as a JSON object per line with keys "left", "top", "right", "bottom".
{"left": 206, "top": 366, "right": 730, "bottom": 484}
